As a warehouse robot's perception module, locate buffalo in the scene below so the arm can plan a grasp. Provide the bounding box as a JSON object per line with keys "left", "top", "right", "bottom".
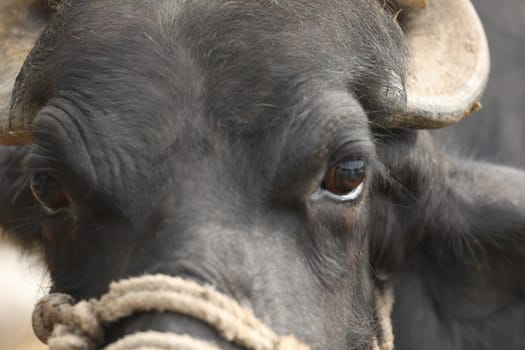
{"left": 0, "top": 0, "right": 524, "bottom": 349}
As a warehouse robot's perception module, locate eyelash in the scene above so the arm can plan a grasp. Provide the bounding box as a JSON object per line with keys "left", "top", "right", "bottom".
{"left": 23, "top": 143, "right": 59, "bottom": 168}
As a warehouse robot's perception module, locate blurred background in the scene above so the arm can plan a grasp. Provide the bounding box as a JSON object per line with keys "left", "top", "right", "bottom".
{"left": 0, "top": 238, "right": 48, "bottom": 350}
{"left": 0, "top": 0, "right": 524, "bottom": 349}
{"left": 434, "top": 0, "right": 525, "bottom": 166}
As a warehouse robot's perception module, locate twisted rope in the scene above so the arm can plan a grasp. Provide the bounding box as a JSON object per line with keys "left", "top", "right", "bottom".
{"left": 372, "top": 288, "right": 394, "bottom": 350}
{"left": 32, "top": 275, "right": 394, "bottom": 350}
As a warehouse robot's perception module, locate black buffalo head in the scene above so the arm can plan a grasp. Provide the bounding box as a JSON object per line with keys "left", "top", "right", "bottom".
{"left": 1, "top": 1, "right": 524, "bottom": 349}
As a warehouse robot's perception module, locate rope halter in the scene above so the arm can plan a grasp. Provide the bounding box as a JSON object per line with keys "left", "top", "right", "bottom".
{"left": 31, "top": 274, "right": 394, "bottom": 350}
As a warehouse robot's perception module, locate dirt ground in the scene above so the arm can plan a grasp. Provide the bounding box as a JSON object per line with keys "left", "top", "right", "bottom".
{"left": 0, "top": 240, "right": 48, "bottom": 350}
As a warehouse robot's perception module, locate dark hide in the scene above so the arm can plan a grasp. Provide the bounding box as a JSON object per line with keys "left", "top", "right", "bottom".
{"left": 372, "top": 130, "right": 525, "bottom": 350}
{"left": 0, "top": 0, "right": 523, "bottom": 349}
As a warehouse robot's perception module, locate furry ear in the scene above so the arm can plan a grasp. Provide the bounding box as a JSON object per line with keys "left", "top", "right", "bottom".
{"left": 370, "top": 131, "right": 525, "bottom": 349}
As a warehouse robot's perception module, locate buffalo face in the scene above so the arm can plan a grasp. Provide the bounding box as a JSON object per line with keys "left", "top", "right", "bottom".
{"left": 2, "top": 1, "right": 524, "bottom": 350}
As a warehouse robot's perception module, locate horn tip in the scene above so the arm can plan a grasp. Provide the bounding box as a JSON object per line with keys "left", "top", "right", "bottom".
{"left": 464, "top": 101, "right": 482, "bottom": 117}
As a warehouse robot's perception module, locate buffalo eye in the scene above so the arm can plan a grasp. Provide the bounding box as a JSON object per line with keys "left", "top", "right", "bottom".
{"left": 317, "top": 159, "right": 366, "bottom": 201}
{"left": 30, "top": 173, "right": 70, "bottom": 214}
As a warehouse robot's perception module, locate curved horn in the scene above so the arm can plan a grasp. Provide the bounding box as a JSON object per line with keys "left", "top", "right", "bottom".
{"left": 0, "top": 0, "right": 51, "bottom": 145}
{"left": 381, "top": 0, "right": 490, "bottom": 129}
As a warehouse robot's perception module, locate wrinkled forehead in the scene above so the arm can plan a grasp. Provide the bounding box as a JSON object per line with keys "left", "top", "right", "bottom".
{"left": 15, "top": 0, "right": 405, "bottom": 152}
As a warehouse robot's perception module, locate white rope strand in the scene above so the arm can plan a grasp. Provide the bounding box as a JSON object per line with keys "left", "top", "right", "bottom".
{"left": 32, "top": 274, "right": 394, "bottom": 350}
{"left": 104, "top": 332, "right": 221, "bottom": 350}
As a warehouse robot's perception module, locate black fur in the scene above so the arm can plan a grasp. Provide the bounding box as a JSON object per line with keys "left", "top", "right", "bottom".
{"left": 0, "top": 0, "right": 523, "bottom": 349}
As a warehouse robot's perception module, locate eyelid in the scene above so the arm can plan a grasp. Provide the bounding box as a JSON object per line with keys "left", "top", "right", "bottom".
{"left": 328, "top": 140, "right": 376, "bottom": 167}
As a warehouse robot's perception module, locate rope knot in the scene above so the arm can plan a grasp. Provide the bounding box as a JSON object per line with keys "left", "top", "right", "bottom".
{"left": 32, "top": 293, "right": 104, "bottom": 350}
